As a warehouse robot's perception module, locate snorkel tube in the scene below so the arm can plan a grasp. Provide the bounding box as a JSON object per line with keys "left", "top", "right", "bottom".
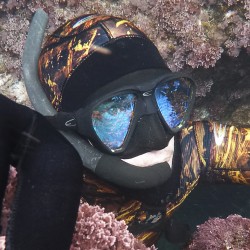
{"left": 22, "top": 9, "right": 103, "bottom": 170}
{"left": 22, "top": 9, "right": 171, "bottom": 189}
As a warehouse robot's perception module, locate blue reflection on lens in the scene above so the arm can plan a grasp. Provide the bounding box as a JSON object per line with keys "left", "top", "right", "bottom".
{"left": 155, "top": 78, "right": 192, "bottom": 129}
{"left": 92, "top": 94, "right": 136, "bottom": 151}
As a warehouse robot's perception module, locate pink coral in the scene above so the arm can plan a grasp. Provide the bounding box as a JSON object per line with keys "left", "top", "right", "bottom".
{"left": 0, "top": 167, "right": 17, "bottom": 236}
{"left": 1, "top": 16, "right": 30, "bottom": 56}
{"left": 129, "top": 0, "right": 250, "bottom": 70}
{"left": 1, "top": 0, "right": 250, "bottom": 75}
{"left": 71, "top": 203, "right": 155, "bottom": 250}
{"left": 187, "top": 215, "right": 250, "bottom": 250}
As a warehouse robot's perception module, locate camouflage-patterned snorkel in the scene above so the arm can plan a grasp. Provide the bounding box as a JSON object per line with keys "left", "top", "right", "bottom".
{"left": 22, "top": 9, "right": 171, "bottom": 189}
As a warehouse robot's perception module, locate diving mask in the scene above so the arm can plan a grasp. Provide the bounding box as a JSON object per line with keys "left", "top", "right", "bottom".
{"left": 50, "top": 71, "right": 195, "bottom": 154}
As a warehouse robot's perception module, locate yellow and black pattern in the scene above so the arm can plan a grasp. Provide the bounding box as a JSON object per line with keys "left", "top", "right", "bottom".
{"left": 166, "top": 124, "right": 202, "bottom": 217}
{"left": 38, "top": 24, "right": 109, "bottom": 110}
{"left": 194, "top": 121, "right": 250, "bottom": 184}
{"left": 80, "top": 121, "right": 250, "bottom": 246}
{"left": 166, "top": 122, "right": 250, "bottom": 217}
{"left": 102, "top": 18, "right": 144, "bottom": 38}
{"left": 38, "top": 15, "right": 145, "bottom": 110}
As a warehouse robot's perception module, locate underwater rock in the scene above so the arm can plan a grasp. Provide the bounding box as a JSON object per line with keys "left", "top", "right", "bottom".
{"left": 0, "top": 73, "right": 31, "bottom": 107}
{"left": 230, "top": 103, "right": 250, "bottom": 126}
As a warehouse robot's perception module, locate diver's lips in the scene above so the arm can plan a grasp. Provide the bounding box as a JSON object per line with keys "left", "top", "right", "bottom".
{"left": 121, "top": 137, "right": 175, "bottom": 168}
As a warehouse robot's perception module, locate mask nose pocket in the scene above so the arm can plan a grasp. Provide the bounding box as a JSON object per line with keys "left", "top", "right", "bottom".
{"left": 122, "top": 114, "right": 171, "bottom": 157}
{"left": 137, "top": 114, "right": 170, "bottom": 149}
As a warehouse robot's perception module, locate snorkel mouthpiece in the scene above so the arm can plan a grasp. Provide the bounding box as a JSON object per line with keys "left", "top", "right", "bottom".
{"left": 22, "top": 9, "right": 172, "bottom": 189}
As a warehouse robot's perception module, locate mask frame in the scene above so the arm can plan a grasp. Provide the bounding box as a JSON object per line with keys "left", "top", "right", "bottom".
{"left": 52, "top": 72, "right": 195, "bottom": 154}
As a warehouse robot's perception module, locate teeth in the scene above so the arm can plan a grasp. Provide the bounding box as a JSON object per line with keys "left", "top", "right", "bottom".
{"left": 122, "top": 137, "right": 175, "bottom": 168}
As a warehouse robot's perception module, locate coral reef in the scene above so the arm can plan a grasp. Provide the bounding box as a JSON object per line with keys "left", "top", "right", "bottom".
{"left": 0, "top": 0, "right": 249, "bottom": 73}
{"left": 187, "top": 214, "right": 250, "bottom": 250}
{"left": 0, "top": 168, "right": 154, "bottom": 250}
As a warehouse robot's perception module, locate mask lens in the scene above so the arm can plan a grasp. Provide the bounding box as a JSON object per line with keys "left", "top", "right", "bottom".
{"left": 155, "top": 78, "right": 193, "bottom": 130}
{"left": 92, "top": 93, "right": 136, "bottom": 151}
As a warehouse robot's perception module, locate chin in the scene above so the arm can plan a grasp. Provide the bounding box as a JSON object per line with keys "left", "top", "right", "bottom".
{"left": 121, "top": 137, "right": 175, "bottom": 168}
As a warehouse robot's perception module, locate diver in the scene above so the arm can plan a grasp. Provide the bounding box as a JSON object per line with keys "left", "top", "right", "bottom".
{"left": 0, "top": 9, "right": 250, "bottom": 250}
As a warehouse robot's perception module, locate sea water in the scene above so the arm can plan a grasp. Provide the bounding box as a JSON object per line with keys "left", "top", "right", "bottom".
{"left": 157, "top": 183, "right": 250, "bottom": 249}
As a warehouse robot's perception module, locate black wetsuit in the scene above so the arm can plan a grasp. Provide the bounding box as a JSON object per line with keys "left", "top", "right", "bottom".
{"left": 0, "top": 94, "right": 83, "bottom": 250}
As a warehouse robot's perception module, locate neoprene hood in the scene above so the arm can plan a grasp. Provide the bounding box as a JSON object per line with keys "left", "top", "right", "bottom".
{"left": 38, "top": 14, "right": 169, "bottom": 112}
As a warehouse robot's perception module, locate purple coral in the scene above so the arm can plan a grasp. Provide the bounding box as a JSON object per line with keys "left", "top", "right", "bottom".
{"left": 0, "top": 167, "right": 17, "bottom": 250}
{"left": 187, "top": 215, "right": 250, "bottom": 250}
{"left": 71, "top": 203, "right": 156, "bottom": 250}
{"left": 0, "top": 167, "right": 17, "bottom": 236}
{"left": 130, "top": 0, "right": 250, "bottom": 71}
{"left": 1, "top": 0, "right": 250, "bottom": 74}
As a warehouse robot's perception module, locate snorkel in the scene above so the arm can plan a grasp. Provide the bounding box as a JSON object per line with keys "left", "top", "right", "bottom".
{"left": 22, "top": 9, "right": 172, "bottom": 189}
